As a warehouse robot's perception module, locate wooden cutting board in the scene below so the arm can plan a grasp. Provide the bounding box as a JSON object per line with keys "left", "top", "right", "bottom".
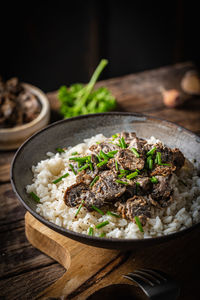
{"left": 25, "top": 211, "right": 200, "bottom": 300}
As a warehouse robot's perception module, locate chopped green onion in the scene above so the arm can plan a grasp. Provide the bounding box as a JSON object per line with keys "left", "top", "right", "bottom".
{"left": 97, "top": 159, "right": 108, "bottom": 167}
{"left": 116, "top": 179, "right": 129, "bottom": 185}
{"left": 89, "top": 161, "right": 93, "bottom": 171}
{"left": 106, "top": 150, "right": 118, "bottom": 158}
{"left": 120, "top": 137, "right": 127, "bottom": 149}
{"left": 77, "top": 163, "right": 89, "bottom": 172}
{"left": 126, "top": 171, "right": 138, "bottom": 180}
{"left": 96, "top": 141, "right": 100, "bottom": 144}
{"left": 69, "top": 164, "right": 77, "bottom": 175}
{"left": 88, "top": 227, "right": 94, "bottom": 236}
{"left": 148, "top": 158, "right": 153, "bottom": 170}
{"left": 99, "top": 232, "right": 106, "bottom": 237}
{"left": 146, "top": 146, "right": 156, "bottom": 156}
{"left": 100, "top": 150, "right": 109, "bottom": 160}
{"left": 161, "top": 163, "right": 172, "bottom": 167}
{"left": 106, "top": 211, "right": 120, "bottom": 218}
{"left": 90, "top": 176, "right": 99, "bottom": 187}
{"left": 131, "top": 148, "right": 140, "bottom": 158}
{"left": 71, "top": 151, "right": 78, "bottom": 155}
{"left": 156, "top": 152, "right": 162, "bottom": 165}
{"left": 95, "top": 220, "right": 109, "bottom": 229}
{"left": 69, "top": 155, "right": 91, "bottom": 162}
{"left": 134, "top": 216, "right": 144, "bottom": 232}
{"left": 30, "top": 192, "right": 40, "bottom": 203}
{"left": 115, "top": 160, "right": 119, "bottom": 171}
{"left": 120, "top": 169, "right": 130, "bottom": 174}
{"left": 112, "top": 133, "right": 118, "bottom": 139}
{"left": 118, "top": 174, "right": 125, "bottom": 178}
{"left": 91, "top": 205, "right": 104, "bottom": 215}
{"left": 56, "top": 147, "right": 65, "bottom": 153}
{"left": 96, "top": 154, "right": 102, "bottom": 162}
{"left": 75, "top": 200, "right": 85, "bottom": 217}
{"left": 150, "top": 176, "right": 158, "bottom": 183}
{"left": 53, "top": 172, "right": 69, "bottom": 184}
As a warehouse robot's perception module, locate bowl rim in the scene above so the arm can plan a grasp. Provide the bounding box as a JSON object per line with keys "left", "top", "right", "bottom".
{"left": 0, "top": 82, "right": 50, "bottom": 133}
{"left": 10, "top": 112, "right": 200, "bottom": 246}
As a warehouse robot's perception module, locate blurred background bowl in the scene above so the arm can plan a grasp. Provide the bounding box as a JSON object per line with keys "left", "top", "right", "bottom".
{"left": 0, "top": 83, "right": 50, "bottom": 150}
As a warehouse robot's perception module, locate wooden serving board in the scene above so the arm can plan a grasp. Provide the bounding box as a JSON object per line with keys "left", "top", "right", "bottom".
{"left": 25, "top": 211, "right": 200, "bottom": 300}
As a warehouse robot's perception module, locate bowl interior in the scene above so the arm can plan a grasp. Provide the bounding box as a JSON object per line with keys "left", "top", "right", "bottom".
{"left": 11, "top": 113, "right": 200, "bottom": 249}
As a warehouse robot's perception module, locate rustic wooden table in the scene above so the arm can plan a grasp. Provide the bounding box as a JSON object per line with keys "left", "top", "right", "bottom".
{"left": 0, "top": 62, "right": 200, "bottom": 300}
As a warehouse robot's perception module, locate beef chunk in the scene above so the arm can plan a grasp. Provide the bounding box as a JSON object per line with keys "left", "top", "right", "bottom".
{"left": 172, "top": 148, "right": 185, "bottom": 171}
{"left": 136, "top": 177, "right": 152, "bottom": 194}
{"left": 117, "top": 195, "right": 151, "bottom": 225}
{"left": 115, "top": 149, "right": 145, "bottom": 171}
{"left": 151, "top": 165, "right": 176, "bottom": 177}
{"left": 149, "top": 175, "right": 173, "bottom": 207}
{"left": 155, "top": 144, "right": 185, "bottom": 171}
{"left": 92, "top": 170, "right": 126, "bottom": 203}
{"left": 89, "top": 142, "right": 119, "bottom": 154}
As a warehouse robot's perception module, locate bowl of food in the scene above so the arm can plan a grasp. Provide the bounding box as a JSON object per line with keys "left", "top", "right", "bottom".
{"left": 0, "top": 77, "right": 50, "bottom": 150}
{"left": 11, "top": 113, "right": 200, "bottom": 250}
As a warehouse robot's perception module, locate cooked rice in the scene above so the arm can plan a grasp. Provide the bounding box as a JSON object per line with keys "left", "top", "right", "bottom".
{"left": 26, "top": 134, "right": 200, "bottom": 239}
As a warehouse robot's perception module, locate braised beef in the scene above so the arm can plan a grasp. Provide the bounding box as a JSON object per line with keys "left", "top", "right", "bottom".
{"left": 63, "top": 132, "right": 186, "bottom": 227}
{"left": 115, "top": 149, "right": 145, "bottom": 171}
{"left": 117, "top": 196, "right": 151, "bottom": 225}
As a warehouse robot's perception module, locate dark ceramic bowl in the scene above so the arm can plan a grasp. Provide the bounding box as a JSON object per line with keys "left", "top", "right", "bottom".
{"left": 11, "top": 113, "right": 200, "bottom": 250}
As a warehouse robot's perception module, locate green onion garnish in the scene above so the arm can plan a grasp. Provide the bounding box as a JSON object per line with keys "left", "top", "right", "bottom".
{"left": 146, "top": 146, "right": 156, "bottom": 156}
{"left": 161, "top": 163, "right": 172, "bottom": 166}
{"left": 96, "top": 154, "right": 102, "bottom": 162}
{"left": 115, "top": 160, "right": 119, "bottom": 171}
{"left": 52, "top": 172, "right": 69, "bottom": 184}
{"left": 148, "top": 158, "right": 153, "bottom": 169}
{"left": 90, "top": 176, "right": 99, "bottom": 187}
{"left": 69, "top": 164, "right": 77, "bottom": 175}
{"left": 126, "top": 171, "right": 138, "bottom": 180}
{"left": 88, "top": 227, "right": 94, "bottom": 236}
{"left": 131, "top": 148, "right": 140, "bottom": 158}
{"left": 75, "top": 200, "right": 85, "bottom": 217}
{"left": 97, "top": 159, "right": 108, "bottom": 167}
{"left": 118, "top": 174, "right": 125, "bottom": 178}
{"left": 120, "top": 169, "right": 130, "bottom": 174}
{"left": 96, "top": 141, "right": 100, "bottom": 144}
{"left": 77, "top": 163, "right": 89, "bottom": 172}
{"left": 106, "top": 211, "right": 120, "bottom": 218}
{"left": 56, "top": 147, "right": 65, "bottom": 153}
{"left": 112, "top": 133, "right": 118, "bottom": 139}
{"left": 150, "top": 176, "right": 158, "bottom": 183}
{"left": 100, "top": 232, "right": 106, "bottom": 237}
{"left": 134, "top": 216, "right": 144, "bottom": 232}
{"left": 71, "top": 151, "right": 78, "bottom": 155}
{"left": 135, "top": 182, "right": 140, "bottom": 194}
{"left": 116, "top": 179, "right": 129, "bottom": 185}
{"left": 69, "top": 155, "right": 91, "bottom": 162}
{"left": 91, "top": 205, "right": 104, "bottom": 215}
{"left": 106, "top": 150, "right": 118, "bottom": 158}
{"left": 156, "top": 152, "right": 162, "bottom": 165}
{"left": 100, "top": 150, "right": 109, "bottom": 160}
{"left": 89, "top": 161, "right": 93, "bottom": 171}
{"left": 120, "top": 137, "right": 127, "bottom": 149}
{"left": 95, "top": 220, "right": 109, "bottom": 229}
{"left": 30, "top": 192, "right": 40, "bottom": 203}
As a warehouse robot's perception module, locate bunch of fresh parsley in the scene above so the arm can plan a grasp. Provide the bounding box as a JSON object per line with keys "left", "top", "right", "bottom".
{"left": 58, "top": 59, "right": 116, "bottom": 118}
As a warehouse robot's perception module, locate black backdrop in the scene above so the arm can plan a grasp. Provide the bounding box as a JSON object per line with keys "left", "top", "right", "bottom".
{"left": 0, "top": 0, "right": 199, "bottom": 92}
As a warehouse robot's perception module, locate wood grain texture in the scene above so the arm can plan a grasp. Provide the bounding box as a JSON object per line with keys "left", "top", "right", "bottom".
{"left": 0, "top": 62, "right": 200, "bottom": 300}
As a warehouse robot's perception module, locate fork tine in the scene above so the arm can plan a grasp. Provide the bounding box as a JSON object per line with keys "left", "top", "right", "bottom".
{"left": 124, "top": 272, "right": 154, "bottom": 287}
{"left": 134, "top": 269, "right": 161, "bottom": 284}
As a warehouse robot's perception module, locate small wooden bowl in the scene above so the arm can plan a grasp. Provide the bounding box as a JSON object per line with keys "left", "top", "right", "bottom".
{"left": 0, "top": 83, "right": 50, "bottom": 150}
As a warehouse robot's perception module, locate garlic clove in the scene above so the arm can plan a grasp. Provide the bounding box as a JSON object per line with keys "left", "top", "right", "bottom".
{"left": 161, "top": 89, "right": 184, "bottom": 108}
{"left": 181, "top": 71, "right": 200, "bottom": 95}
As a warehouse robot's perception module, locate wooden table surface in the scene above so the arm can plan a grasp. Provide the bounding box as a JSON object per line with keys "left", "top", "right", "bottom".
{"left": 0, "top": 62, "right": 200, "bottom": 300}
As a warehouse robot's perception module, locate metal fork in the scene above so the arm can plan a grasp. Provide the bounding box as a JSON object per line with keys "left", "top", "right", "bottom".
{"left": 123, "top": 268, "right": 180, "bottom": 300}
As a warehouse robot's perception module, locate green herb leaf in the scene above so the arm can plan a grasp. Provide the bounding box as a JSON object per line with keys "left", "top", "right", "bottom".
{"left": 134, "top": 216, "right": 144, "bottom": 232}
{"left": 131, "top": 148, "right": 140, "bottom": 157}
{"left": 95, "top": 220, "right": 109, "bottom": 229}
{"left": 90, "top": 176, "right": 99, "bottom": 187}
{"left": 29, "top": 192, "right": 40, "bottom": 203}
{"left": 91, "top": 205, "right": 104, "bottom": 215}
{"left": 52, "top": 172, "right": 69, "bottom": 184}
{"left": 106, "top": 211, "right": 120, "bottom": 218}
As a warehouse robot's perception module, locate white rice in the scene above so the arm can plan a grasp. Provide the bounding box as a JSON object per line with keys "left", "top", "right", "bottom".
{"left": 26, "top": 134, "right": 200, "bottom": 239}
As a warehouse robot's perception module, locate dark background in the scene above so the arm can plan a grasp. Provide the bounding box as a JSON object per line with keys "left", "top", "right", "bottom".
{"left": 0, "top": 0, "right": 199, "bottom": 92}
